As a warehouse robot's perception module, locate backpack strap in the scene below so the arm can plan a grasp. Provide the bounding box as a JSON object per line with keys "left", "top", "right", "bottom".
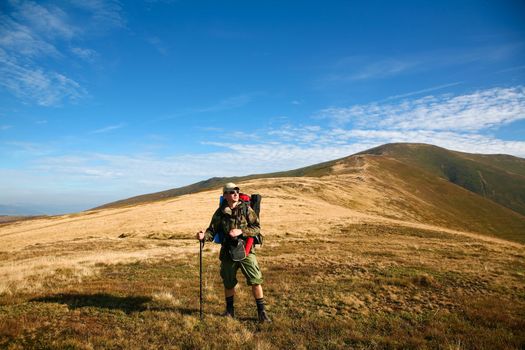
{"left": 243, "top": 200, "right": 249, "bottom": 219}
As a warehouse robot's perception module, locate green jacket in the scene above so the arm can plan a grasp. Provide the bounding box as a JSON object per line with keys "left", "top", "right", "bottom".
{"left": 204, "top": 200, "right": 260, "bottom": 243}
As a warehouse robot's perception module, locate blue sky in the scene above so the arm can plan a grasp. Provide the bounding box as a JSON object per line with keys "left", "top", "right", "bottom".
{"left": 1, "top": 0, "right": 525, "bottom": 214}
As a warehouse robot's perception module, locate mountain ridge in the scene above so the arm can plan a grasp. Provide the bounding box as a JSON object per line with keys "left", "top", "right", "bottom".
{"left": 86, "top": 142, "right": 525, "bottom": 244}
{"left": 95, "top": 142, "right": 525, "bottom": 216}
{"left": 356, "top": 143, "right": 525, "bottom": 216}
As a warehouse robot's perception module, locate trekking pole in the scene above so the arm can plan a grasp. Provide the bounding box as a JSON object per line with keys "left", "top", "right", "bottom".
{"left": 199, "top": 239, "right": 204, "bottom": 320}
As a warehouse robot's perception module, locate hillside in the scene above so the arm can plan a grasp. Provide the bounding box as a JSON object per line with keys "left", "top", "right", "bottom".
{"left": 1, "top": 167, "right": 524, "bottom": 348}
{"left": 93, "top": 157, "right": 342, "bottom": 210}
{"left": 1, "top": 142, "right": 525, "bottom": 348}
{"left": 97, "top": 143, "right": 525, "bottom": 217}
{"left": 94, "top": 143, "right": 525, "bottom": 243}
{"left": 358, "top": 143, "right": 525, "bottom": 216}
{"left": 334, "top": 154, "right": 525, "bottom": 243}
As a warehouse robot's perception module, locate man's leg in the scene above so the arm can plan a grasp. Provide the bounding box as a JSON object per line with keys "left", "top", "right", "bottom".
{"left": 252, "top": 284, "right": 270, "bottom": 322}
{"left": 239, "top": 254, "right": 271, "bottom": 323}
{"left": 224, "top": 287, "right": 235, "bottom": 317}
{"left": 220, "top": 257, "right": 238, "bottom": 317}
{"left": 252, "top": 284, "right": 263, "bottom": 299}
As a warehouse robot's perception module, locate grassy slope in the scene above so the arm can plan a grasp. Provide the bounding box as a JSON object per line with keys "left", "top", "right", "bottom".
{"left": 97, "top": 143, "right": 525, "bottom": 219}
{"left": 94, "top": 158, "right": 338, "bottom": 210}
{"left": 463, "top": 153, "right": 525, "bottom": 177}
{"left": 0, "top": 215, "right": 46, "bottom": 225}
{"left": 362, "top": 155, "right": 525, "bottom": 243}
{"left": 359, "top": 143, "right": 525, "bottom": 216}
{"left": 93, "top": 143, "right": 525, "bottom": 244}
{"left": 1, "top": 146, "right": 525, "bottom": 348}
{"left": 1, "top": 224, "right": 524, "bottom": 349}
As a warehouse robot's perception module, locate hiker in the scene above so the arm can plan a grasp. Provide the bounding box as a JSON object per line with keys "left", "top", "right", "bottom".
{"left": 196, "top": 182, "right": 271, "bottom": 323}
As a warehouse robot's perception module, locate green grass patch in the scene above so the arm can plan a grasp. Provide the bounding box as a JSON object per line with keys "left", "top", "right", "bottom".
{"left": 1, "top": 223, "right": 524, "bottom": 349}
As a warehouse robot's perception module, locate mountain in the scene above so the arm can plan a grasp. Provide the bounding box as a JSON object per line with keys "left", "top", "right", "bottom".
{"left": 93, "top": 143, "right": 525, "bottom": 243}
{"left": 97, "top": 143, "right": 525, "bottom": 213}
{"left": 93, "top": 157, "right": 342, "bottom": 210}
{"left": 357, "top": 143, "right": 525, "bottom": 216}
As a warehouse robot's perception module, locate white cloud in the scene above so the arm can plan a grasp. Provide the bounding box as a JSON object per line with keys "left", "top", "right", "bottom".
{"left": 322, "top": 44, "right": 522, "bottom": 84}
{"left": 324, "top": 55, "right": 417, "bottom": 82}
{"left": 69, "top": 0, "right": 125, "bottom": 30}
{"left": 5, "top": 124, "right": 524, "bottom": 213}
{"left": 71, "top": 47, "right": 98, "bottom": 62}
{"left": 12, "top": 1, "right": 76, "bottom": 40}
{"left": 261, "top": 124, "right": 525, "bottom": 158}
{"left": 146, "top": 36, "right": 168, "bottom": 55}
{"left": 0, "top": 1, "right": 124, "bottom": 106}
{"left": 0, "top": 15, "right": 59, "bottom": 57}
{"left": 28, "top": 123, "right": 525, "bottom": 204}
{"left": 3, "top": 85, "right": 525, "bottom": 212}
{"left": 3, "top": 141, "right": 55, "bottom": 156}
{"left": 267, "top": 125, "right": 323, "bottom": 144}
{"left": 496, "top": 65, "right": 525, "bottom": 74}
{"left": 194, "top": 94, "right": 255, "bottom": 113}
{"left": 153, "top": 93, "right": 260, "bottom": 123}
{"left": 0, "top": 1, "right": 77, "bottom": 58}
{"left": 90, "top": 123, "right": 126, "bottom": 134}
{"left": 28, "top": 143, "right": 367, "bottom": 195}
{"left": 385, "top": 82, "right": 463, "bottom": 101}
{"left": 261, "top": 86, "right": 525, "bottom": 158}
{"left": 15, "top": 86, "right": 525, "bottom": 201}
{"left": 317, "top": 86, "right": 525, "bottom": 131}
{"left": 350, "top": 59, "right": 415, "bottom": 81}
{"left": 322, "top": 129, "right": 525, "bottom": 157}
{"left": 0, "top": 49, "right": 86, "bottom": 106}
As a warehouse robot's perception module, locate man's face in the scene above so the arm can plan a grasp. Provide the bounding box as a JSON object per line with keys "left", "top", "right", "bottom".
{"left": 224, "top": 190, "right": 239, "bottom": 201}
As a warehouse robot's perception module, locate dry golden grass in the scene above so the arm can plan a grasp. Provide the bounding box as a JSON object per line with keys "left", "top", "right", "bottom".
{"left": 1, "top": 170, "right": 524, "bottom": 348}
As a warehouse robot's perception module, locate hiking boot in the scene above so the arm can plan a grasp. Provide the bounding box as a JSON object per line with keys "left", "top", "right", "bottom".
{"left": 258, "top": 310, "right": 272, "bottom": 323}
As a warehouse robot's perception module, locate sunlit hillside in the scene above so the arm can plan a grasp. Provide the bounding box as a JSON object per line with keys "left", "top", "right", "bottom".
{"left": 1, "top": 143, "right": 524, "bottom": 349}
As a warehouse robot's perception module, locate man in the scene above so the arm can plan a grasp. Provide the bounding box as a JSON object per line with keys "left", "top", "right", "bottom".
{"left": 196, "top": 182, "right": 271, "bottom": 323}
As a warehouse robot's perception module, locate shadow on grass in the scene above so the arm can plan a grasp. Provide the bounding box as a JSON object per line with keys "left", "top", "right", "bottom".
{"left": 31, "top": 293, "right": 203, "bottom": 316}
{"left": 32, "top": 293, "right": 152, "bottom": 313}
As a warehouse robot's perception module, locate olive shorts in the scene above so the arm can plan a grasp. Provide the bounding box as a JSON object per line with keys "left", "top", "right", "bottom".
{"left": 220, "top": 251, "right": 264, "bottom": 289}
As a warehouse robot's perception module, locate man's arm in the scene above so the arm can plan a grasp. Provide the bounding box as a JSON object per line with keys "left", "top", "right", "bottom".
{"left": 203, "top": 209, "right": 222, "bottom": 241}
{"left": 197, "top": 208, "right": 221, "bottom": 241}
